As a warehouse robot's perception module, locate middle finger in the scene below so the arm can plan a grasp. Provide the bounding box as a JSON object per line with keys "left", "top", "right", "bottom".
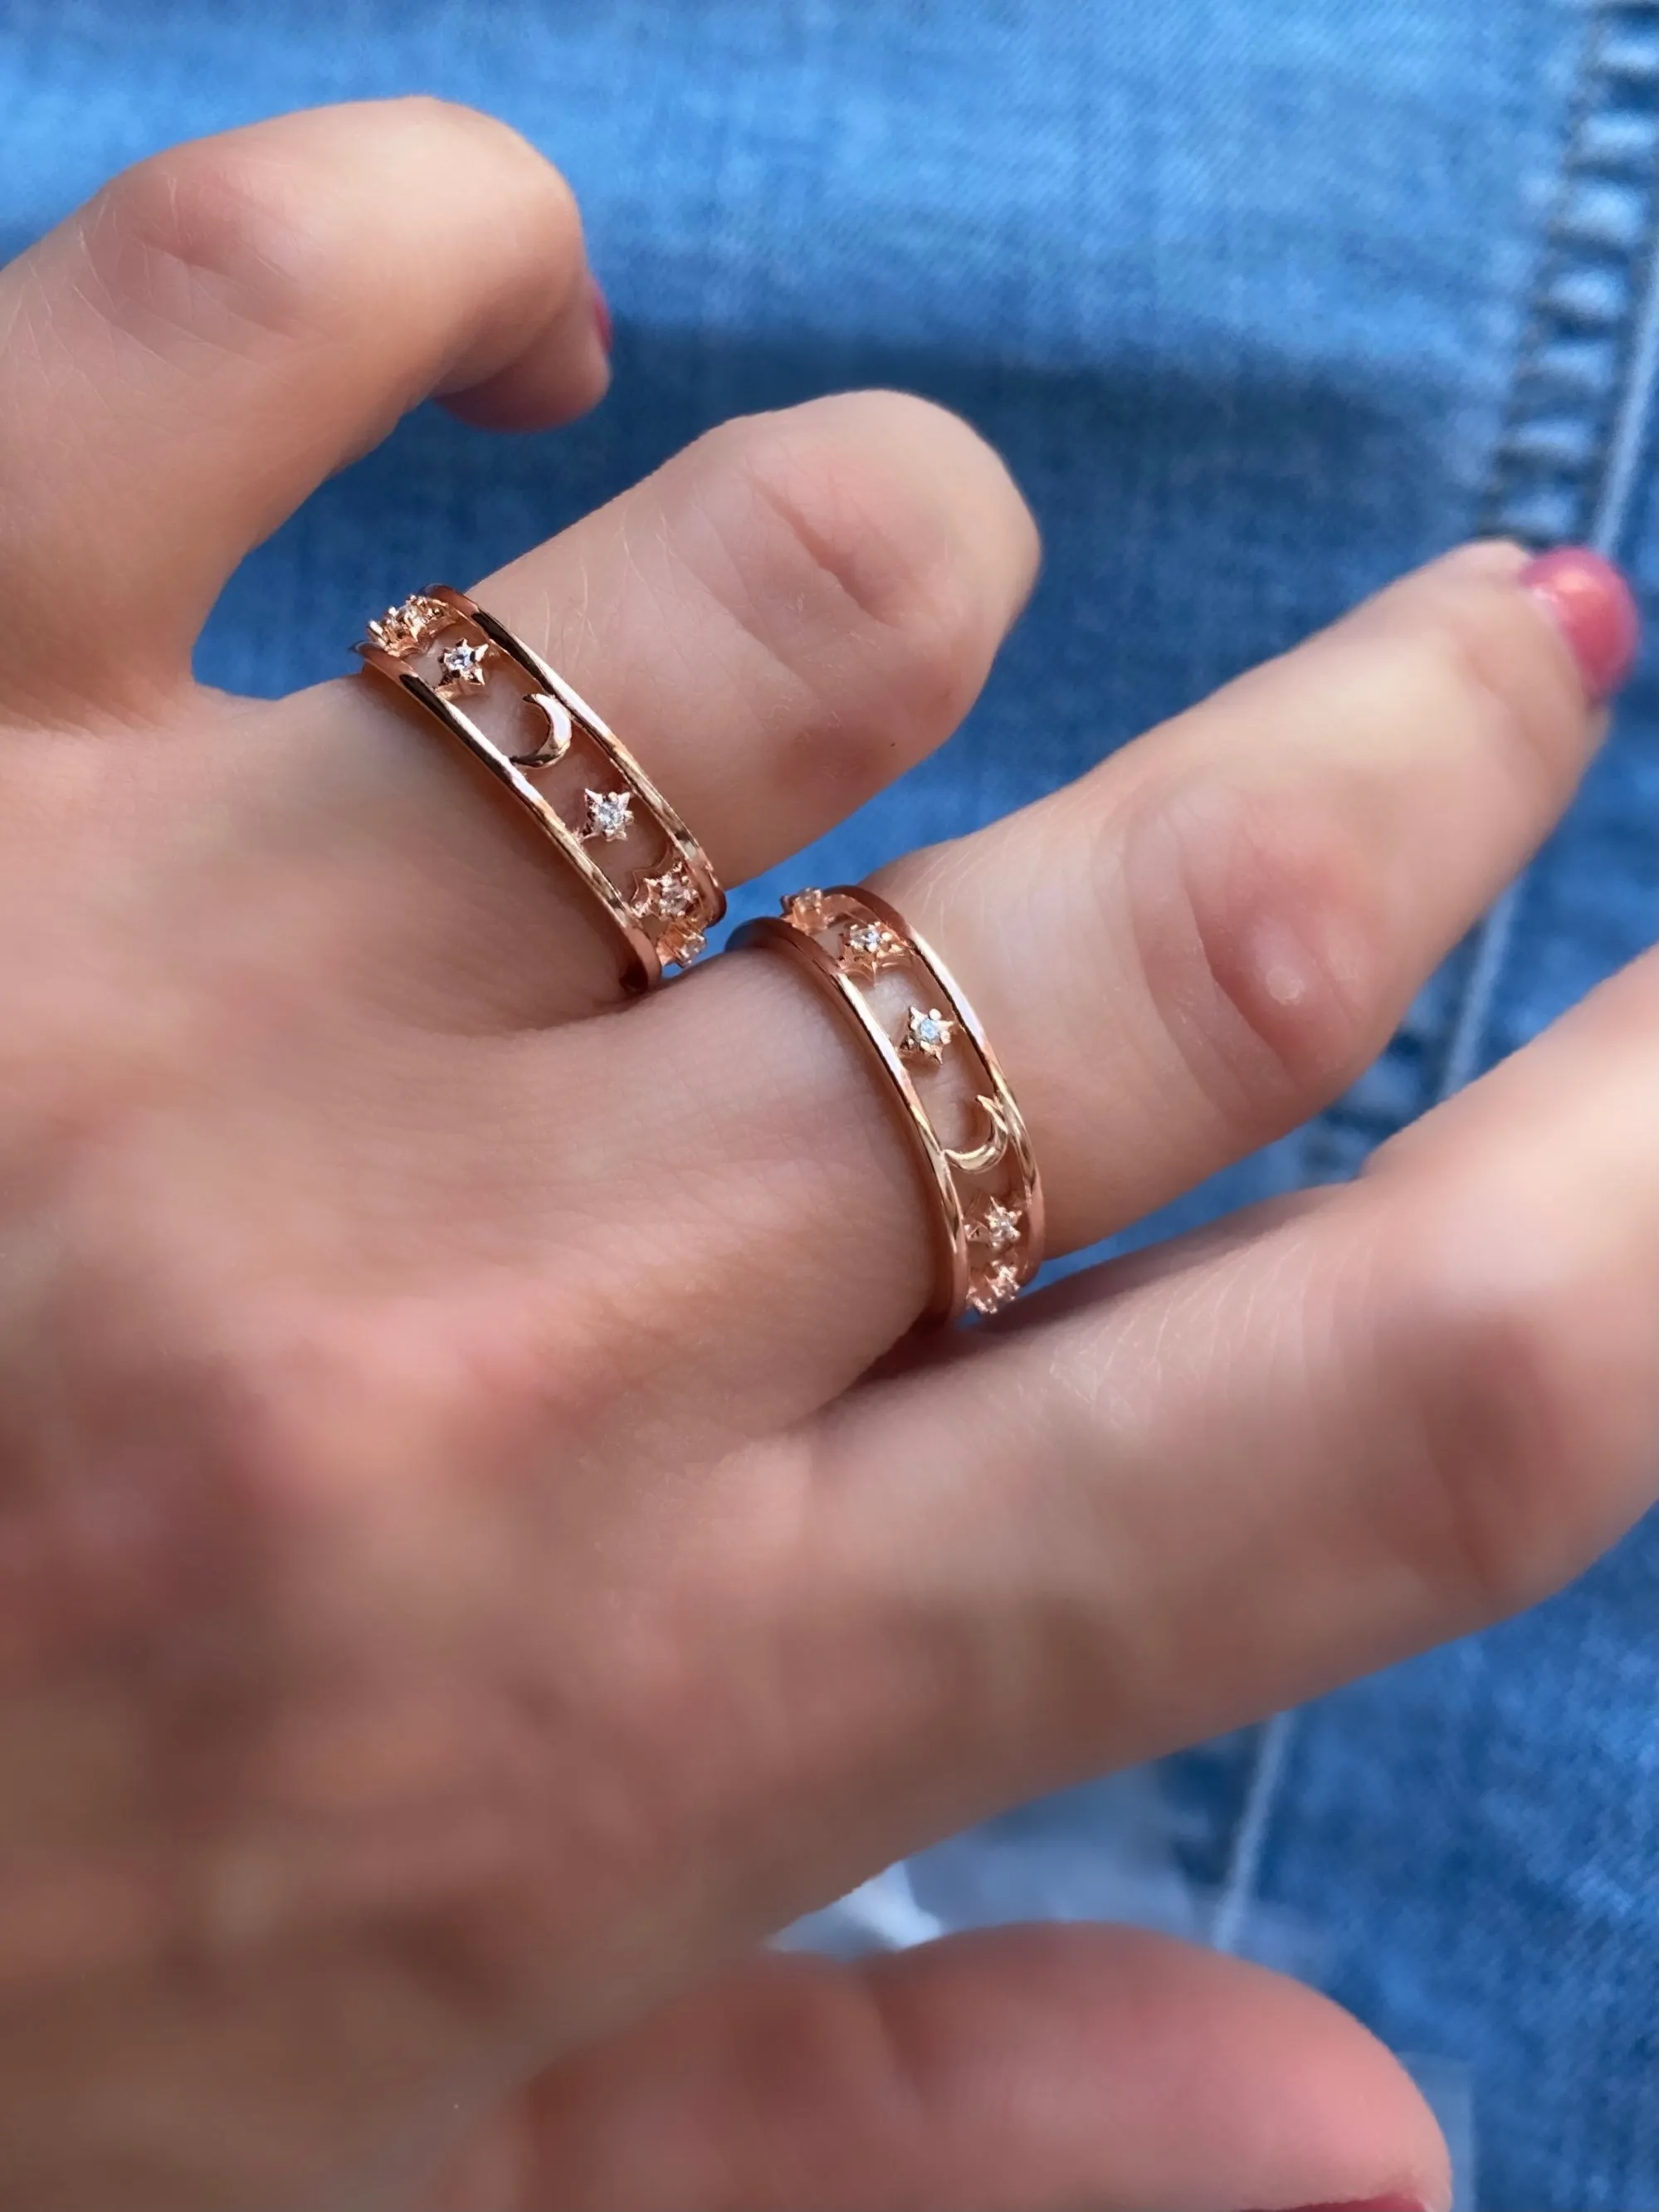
{"left": 251, "top": 391, "right": 1036, "bottom": 1024}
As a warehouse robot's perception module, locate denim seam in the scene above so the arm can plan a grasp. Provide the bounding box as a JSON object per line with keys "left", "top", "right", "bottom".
{"left": 1593, "top": 227, "right": 1659, "bottom": 553}
{"left": 1442, "top": 1, "right": 1658, "bottom": 1099}
{"left": 1210, "top": 0, "right": 1659, "bottom": 1991}
{"left": 1476, "top": 0, "right": 1659, "bottom": 551}
{"left": 1430, "top": 2, "right": 1654, "bottom": 1108}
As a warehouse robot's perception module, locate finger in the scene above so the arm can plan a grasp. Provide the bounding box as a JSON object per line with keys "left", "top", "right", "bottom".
{"left": 462, "top": 389, "right": 1038, "bottom": 892}
{"left": 582, "top": 538, "right": 1619, "bottom": 1389}
{"left": 0, "top": 100, "right": 606, "bottom": 713}
{"left": 868, "top": 540, "right": 1626, "bottom": 1257}
{"left": 797, "top": 952, "right": 1656, "bottom": 1827}
{"left": 226, "top": 392, "right": 1035, "bottom": 1022}
{"left": 436, "top": 1928, "right": 1448, "bottom": 2212}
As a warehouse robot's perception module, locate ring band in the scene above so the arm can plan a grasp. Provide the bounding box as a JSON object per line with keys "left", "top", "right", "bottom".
{"left": 355, "top": 588, "right": 725, "bottom": 990}
{"left": 735, "top": 887, "right": 1045, "bottom": 1324}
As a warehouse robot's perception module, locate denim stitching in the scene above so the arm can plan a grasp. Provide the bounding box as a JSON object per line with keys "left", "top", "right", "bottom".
{"left": 1211, "top": 0, "right": 1659, "bottom": 1981}
{"left": 1477, "top": 2, "right": 1659, "bottom": 552}
{"left": 1441, "top": 2, "right": 1657, "bottom": 1104}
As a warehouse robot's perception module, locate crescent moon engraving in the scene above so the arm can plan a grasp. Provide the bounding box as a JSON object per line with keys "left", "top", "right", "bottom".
{"left": 510, "top": 690, "right": 574, "bottom": 768}
{"left": 944, "top": 1092, "right": 1012, "bottom": 1175}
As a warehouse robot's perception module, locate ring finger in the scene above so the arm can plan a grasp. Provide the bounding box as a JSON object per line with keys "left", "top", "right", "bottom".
{"left": 559, "top": 537, "right": 1619, "bottom": 1406}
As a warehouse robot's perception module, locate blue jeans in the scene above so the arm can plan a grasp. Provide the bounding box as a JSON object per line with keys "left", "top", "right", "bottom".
{"left": 2, "top": 2, "right": 1654, "bottom": 2203}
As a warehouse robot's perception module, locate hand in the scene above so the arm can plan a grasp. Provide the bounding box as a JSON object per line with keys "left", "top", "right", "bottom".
{"left": 0, "top": 100, "right": 1651, "bottom": 2212}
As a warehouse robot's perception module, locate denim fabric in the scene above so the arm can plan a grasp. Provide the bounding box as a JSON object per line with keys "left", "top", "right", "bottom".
{"left": 2, "top": 3, "right": 1655, "bottom": 2204}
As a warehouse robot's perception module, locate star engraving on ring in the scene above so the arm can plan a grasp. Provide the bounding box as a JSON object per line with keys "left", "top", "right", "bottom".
{"left": 364, "top": 593, "right": 456, "bottom": 657}
{"left": 579, "top": 789, "right": 634, "bottom": 843}
{"left": 657, "top": 918, "right": 708, "bottom": 969}
{"left": 435, "top": 638, "right": 493, "bottom": 693}
{"left": 969, "top": 1198, "right": 1022, "bottom": 1254}
{"left": 837, "top": 916, "right": 907, "bottom": 981}
{"left": 635, "top": 862, "right": 700, "bottom": 921}
{"left": 898, "top": 1004, "right": 957, "bottom": 1063}
{"left": 634, "top": 864, "right": 706, "bottom": 968}
{"left": 967, "top": 1261, "right": 1022, "bottom": 1316}
{"left": 781, "top": 888, "right": 832, "bottom": 934}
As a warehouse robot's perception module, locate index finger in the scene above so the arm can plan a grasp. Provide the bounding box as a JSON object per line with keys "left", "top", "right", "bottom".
{"left": 0, "top": 100, "right": 606, "bottom": 717}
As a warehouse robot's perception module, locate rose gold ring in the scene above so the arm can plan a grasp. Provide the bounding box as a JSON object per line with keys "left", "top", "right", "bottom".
{"left": 354, "top": 589, "right": 725, "bottom": 991}
{"left": 734, "top": 886, "right": 1045, "bottom": 1325}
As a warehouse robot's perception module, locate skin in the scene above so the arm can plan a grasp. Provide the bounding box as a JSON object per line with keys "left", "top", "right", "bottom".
{"left": 0, "top": 97, "right": 1652, "bottom": 2212}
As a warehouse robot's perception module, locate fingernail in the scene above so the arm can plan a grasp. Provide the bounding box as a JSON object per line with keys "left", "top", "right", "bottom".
{"left": 1520, "top": 544, "right": 1641, "bottom": 702}
{"left": 588, "top": 274, "right": 613, "bottom": 359}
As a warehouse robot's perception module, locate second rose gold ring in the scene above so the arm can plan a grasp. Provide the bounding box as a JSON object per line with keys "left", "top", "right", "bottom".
{"left": 355, "top": 588, "right": 724, "bottom": 991}
{"left": 734, "top": 887, "right": 1044, "bottom": 1325}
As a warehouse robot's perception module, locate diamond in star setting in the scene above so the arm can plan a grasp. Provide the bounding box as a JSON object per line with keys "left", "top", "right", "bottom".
{"left": 899, "top": 1004, "right": 957, "bottom": 1062}
{"left": 579, "top": 789, "right": 633, "bottom": 842}
{"left": 658, "top": 918, "right": 708, "bottom": 969}
{"left": 636, "top": 864, "right": 700, "bottom": 920}
{"left": 365, "top": 593, "right": 456, "bottom": 657}
{"left": 967, "top": 1261, "right": 1022, "bottom": 1316}
{"left": 782, "top": 888, "right": 832, "bottom": 934}
{"left": 436, "top": 638, "right": 491, "bottom": 692}
{"left": 969, "top": 1199, "right": 1022, "bottom": 1253}
{"left": 838, "top": 917, "right": 906, "bottom": 979}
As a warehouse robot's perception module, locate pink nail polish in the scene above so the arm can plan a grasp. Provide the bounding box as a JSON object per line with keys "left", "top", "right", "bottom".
{"left": 1519, "top": 544, "right": 1641, "bottom": 702}
{"left": 589, "top": 275, "right": 613, "bottom": 359}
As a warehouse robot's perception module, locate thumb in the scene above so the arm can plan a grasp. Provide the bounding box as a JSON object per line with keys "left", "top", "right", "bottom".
{"left": 433, "top": 1922, "right": 1450, "bottom": 2211}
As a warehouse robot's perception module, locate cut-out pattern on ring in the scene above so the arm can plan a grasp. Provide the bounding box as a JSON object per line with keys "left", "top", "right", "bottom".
{"left": 737, "top": 886, "right": 1044, "bottom": 1324}
{"left": 355, "top": 589, "right": 724, "bottom": 989}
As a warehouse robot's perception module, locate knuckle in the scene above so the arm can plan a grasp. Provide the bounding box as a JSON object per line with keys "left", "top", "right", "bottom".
{"left": 77, "top": 107, "right": 578, "bottom": 362}
{"left": 81, "top": 142, "right": 321, "bottom": 353}
{"left": 2, "top": 1264, "right": 633, "bottom": 1976}
{"left": 1364, "top": 1209, "right": 1642, "bottom": 1619}
{"left": 8, "top": 1243, "right": 614, "bottom": 1670}
{"left": 198, "top": 1285, "right": 612, "bottom": 1525}
{"left": 697, "top": 398, "right": 1015, "bottom": 796}
{"left": 1118, "top": 774, "right": 1385, "bottom": 1132}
